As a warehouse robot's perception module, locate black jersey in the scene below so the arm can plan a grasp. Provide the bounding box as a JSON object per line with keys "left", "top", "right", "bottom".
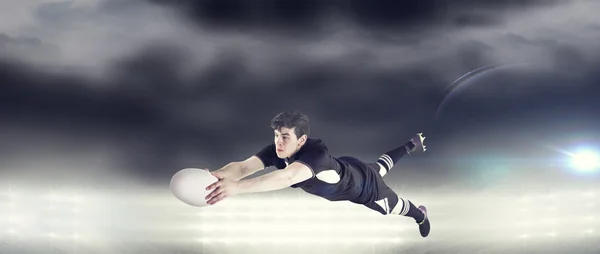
{"left": 254, "top": 138, "right": 372, "bottom": 202}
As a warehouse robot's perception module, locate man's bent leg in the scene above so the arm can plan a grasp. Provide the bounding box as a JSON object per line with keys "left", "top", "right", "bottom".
{"left": 365, "top": 186, "right": 424, "bottom": 221}
{"left": 360, "top": 167, "right": 431, "bottom": 238}
{"left": 376, "top": 133, "right": 426, "bottom": 177}
{"left": 363, "top": 187, "right": 431, "bottom": 237}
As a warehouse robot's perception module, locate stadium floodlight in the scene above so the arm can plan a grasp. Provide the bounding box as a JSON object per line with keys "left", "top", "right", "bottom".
{"left": 571, "top": 150, "right": 599, "bottom": 171}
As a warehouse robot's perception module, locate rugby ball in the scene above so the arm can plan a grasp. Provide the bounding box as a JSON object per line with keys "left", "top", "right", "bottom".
{"left": 170, "top": 168, "right": 218, "bottom": 207}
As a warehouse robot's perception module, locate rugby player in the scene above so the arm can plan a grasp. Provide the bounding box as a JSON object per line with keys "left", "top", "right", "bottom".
{"left": 205, "top": 110, "right": 431, "bottom": 237}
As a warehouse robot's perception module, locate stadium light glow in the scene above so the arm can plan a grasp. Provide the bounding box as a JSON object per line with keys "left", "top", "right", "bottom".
{"left": 0, "top": 186, "right": 598, "bottom": 253}
{"left": 570, "top": 150, "right": 599, "bottom": 171}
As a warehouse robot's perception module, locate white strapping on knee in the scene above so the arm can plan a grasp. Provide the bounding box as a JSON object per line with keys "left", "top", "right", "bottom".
{"left": 374, "top": 197, "right": 390, "bottom": 214}
{"left": 376, "top": 162, "right": 387, "bottom": 177}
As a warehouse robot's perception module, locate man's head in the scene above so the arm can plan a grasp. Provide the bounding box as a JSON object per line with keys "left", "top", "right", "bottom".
{"left": 270, "top": 110, "right": 310, "bottom": 158}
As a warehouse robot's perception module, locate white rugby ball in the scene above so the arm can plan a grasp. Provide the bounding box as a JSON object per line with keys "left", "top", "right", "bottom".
{"left": 170, "top": 168, "right": 218, "bottom": 207}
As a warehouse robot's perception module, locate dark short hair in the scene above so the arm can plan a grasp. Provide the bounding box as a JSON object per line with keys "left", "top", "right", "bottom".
{"left": 270, "top": 110, "right": 310, "bottom": 138}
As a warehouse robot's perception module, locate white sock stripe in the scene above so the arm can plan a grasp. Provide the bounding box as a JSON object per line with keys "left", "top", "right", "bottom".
{"left": 382, "top": 154, "right": 394, "bottom": 168}
{"left": 379, "top": 154, "right": 393, "bottom": 169}
{"left": 377, "top": 156, "right": 391, "bottom": 170}
{"left": 396, "top": 198, "right": 404, "bottom": 215}
{"left": 401, "top": 198, "right": 410, "bottom": 216}
{"left": 397, "top": 198, "right": 406, "bottom": 215}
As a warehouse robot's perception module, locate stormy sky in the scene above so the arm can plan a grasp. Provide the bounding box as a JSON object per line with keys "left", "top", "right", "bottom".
{"left": 1, "top": 0, "right": 599, "bottom": 253}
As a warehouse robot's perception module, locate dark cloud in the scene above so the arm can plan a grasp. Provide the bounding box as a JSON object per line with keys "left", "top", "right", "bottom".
{"left": 552, "top": 44, "right": 587, "bottom": 68}
{"left": 433, "top": 61, "right": 600, "bottom": 133}
{"left": 0, "top": 60, "right": 159, "bottom": 127}
{"left": 3, "top": 39, "right": 599, "bottom": 183}
{"left": 4, "top": 0, "right": 595, "bottom": 93}
{"left": 33, "top": 1, "right": 78, "bottom": 24}
{"left": 0, "top": 33, "right": 60, "bottom": 61}
{"left": 147, "top": 0, "right": 562, "bottom": 33}
{"left": 0, "top": 41, "right": 447, "bottom": 181}
{"left": 0, "top": 33, "right": 43, "bottom": 47}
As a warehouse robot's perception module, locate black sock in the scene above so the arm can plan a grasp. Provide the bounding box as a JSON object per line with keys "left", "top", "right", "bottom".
{"left": 397, "top": 198, "right": 425, "bottom": 223}
{"left": 377, "top": 141, "right": 416, "bottom": 172}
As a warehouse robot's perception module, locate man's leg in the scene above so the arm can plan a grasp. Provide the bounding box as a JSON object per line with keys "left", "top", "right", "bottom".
{"left": 340, "top": 149, "right": 430, "bottom": 237}
{"left": 376, "top": 133, "right": 426, "bottom": 177}
{"left": 363, "top": 182, "right": 431, "bottom": 238}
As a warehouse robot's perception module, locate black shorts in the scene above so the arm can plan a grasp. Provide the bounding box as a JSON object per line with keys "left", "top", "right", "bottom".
{"left": 338, "top": 156, "right": 399, "bottom": 215}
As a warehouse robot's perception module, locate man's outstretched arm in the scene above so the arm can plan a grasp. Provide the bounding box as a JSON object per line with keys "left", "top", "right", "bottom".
{"left": 212, "top": 156, "right": 266, "bottom": 181}
{"left": 237, "top": 162, "right": 314, "bottom": 194}
{"left": 205, "top": 162, "right": 314, "bottom": 205}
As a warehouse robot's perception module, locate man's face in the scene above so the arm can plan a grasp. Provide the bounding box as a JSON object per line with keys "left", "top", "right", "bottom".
{"left": 274, "top": 127, "right": 305, "bottom": 159}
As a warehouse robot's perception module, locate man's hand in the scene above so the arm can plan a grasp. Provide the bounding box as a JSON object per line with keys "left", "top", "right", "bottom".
{"left": 209, "top": 170, "right": 226, "bottom": 180}
{"left": 205, "top": 178, "right": 240, "bottom": 206}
